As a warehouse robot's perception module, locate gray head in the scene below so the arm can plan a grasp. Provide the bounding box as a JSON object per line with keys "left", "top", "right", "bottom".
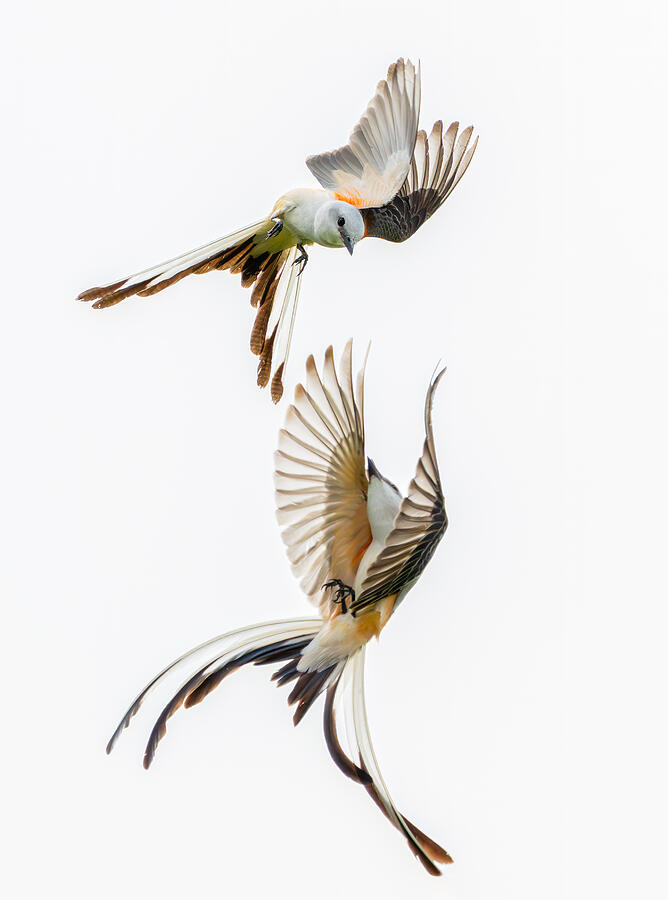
{"left": 314, "top": 200, "right": 365, "bottom": 254}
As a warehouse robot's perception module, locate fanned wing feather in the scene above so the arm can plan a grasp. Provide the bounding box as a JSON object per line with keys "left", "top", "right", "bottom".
{"left": 363, "top": 121, "right": 478, "bottom": 242}
{"left": 306, "top": 58, "right": 421, "bottom": 209}
{"left": 352, "top": 368, "right": 447, "bottom": 614}
{"left": 275, "top": 340, "right": 371, "bottom": 615}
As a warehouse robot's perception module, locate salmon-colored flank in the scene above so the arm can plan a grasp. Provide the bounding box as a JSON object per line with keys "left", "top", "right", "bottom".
{"left": 355, "top": 609, "right": 382, "bottom": 641}
{"left": 354, "top": 594, "right": 397, "bottom": 639}
{"left": 350, "top": 534, "right": 372, "bottom": 573}
{"left": 376, "top": 594, "right": 397, "bottom": 631}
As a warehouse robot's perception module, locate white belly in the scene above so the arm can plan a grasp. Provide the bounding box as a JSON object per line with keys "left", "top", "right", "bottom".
{"left": 354, "top": 476, "right": 402, "bottom": 594}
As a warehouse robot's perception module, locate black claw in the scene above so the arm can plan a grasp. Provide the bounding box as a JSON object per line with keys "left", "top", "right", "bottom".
{"left": 293, "top": 244, "right": 309, "bottom": 275}
{"left": 322, "top": 579, "right": 355, "bottom": 615}
{"left": 267, "top": 219, "right": 283, "bottom": 239}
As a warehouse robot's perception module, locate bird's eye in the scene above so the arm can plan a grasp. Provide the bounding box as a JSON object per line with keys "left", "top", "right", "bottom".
{"left": 337, "top": 216, "right": 345, "bottom": 227}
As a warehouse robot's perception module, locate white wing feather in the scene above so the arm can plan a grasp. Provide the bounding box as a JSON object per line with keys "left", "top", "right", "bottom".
{"left": 274, "top": 341, "right": 371, "bottom": 614}
{"left": 306, "top": 58, "right": 421, "bottom": 209}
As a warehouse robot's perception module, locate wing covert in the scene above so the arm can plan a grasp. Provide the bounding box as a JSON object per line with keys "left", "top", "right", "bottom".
{"left": 352, "top": 367, "right": 448, "bottom": 614}
{"left": 306, "top": 58, "right": 421, "bottom": 210}
{"left": 275, "top": 341, "right": 372, "bottom": 615}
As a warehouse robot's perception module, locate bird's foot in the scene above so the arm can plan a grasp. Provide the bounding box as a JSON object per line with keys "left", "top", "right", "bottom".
{"left": 322, "top": 579, "right": 355, "bottom": 615}
{"left": 293, "top": 244, "right": 309, "bottom": 275}
{"left": 266, "top": 218, "right": 283, "bottom": 239}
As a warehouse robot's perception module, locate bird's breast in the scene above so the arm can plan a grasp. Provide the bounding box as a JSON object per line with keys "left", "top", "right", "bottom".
{"left": 274, "top": 188, "right": 329, "bottom": 244}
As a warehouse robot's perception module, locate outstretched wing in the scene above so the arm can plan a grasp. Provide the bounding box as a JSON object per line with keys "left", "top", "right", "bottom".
{"left": 351, "top": 367, "right": 447, "bottom": 615}
{"left": 363, "top": 121, "right": 478, "bottom": 243}
{"left": 275, "top": 341, "right": 372, "bottom": 616}
{"left": 306, "top": 58, "right": 421, "bottom": 210}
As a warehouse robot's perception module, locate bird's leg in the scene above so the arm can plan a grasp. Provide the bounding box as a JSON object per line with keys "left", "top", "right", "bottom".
{"left": 322, "top": 579, "right": 355, "bottom": 615}
{"left": 293, "top": 244, "right": 309, "bottom": 275}
{"left": 266, "top": 217, "right": 283, "bottom": 239}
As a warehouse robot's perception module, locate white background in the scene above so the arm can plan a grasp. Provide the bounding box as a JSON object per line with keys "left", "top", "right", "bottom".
{"left": 2, "top": 1, "right": 666, "bottom": 898}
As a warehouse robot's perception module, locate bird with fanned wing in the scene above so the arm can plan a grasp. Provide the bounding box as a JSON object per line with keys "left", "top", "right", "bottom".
{"left": 78, "top": 58, "right": 477, "bottom": 401}
{"left": 106, "top": 340, "right": 452, "bottom": 875}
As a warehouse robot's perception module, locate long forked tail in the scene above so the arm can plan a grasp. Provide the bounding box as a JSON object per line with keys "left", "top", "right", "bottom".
{"left": 78, "top": 221, "right": 303, "bottom": 402}
{"left": 107, "top": 622, "right": 452, "bottom": 875}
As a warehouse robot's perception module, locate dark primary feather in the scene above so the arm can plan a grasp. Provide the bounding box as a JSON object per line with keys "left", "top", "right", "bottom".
{"left": 351, "top": 367, "right": 448, "bottom": 616}
{"left": 363, "top": 190, "right": 437, "bottom": 242}
{"left": 363, "top": 121, "right": 477, "bottom": 243}
{"left": 353, "top": 496, "right": 447, "bottom": 614}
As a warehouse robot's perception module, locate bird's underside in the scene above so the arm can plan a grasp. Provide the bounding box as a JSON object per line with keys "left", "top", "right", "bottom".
{"left": 78, "top": 57, "right": 477, "bottom": 401}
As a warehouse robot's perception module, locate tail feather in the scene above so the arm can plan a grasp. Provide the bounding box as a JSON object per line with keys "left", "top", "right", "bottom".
{"left": 323, "top": 675, "right": 450, "bottom": 865}
{"left": 335, "top": 648, "right": 453, "bottom": 875}
{"left": 184, "top": 638, "right": 312, "bottom": 709}
{"left": 105, "top": 618, "right": 317, "bottom": 755}
{"left": 271, "top": 659, "right": 303, "bottom": 687}
{"left": 323, "top": 680, "right": 373, "bottom": 784}
{"left": 78, "top": 219, "right": 303, "bottom": 402}
{"left": 141, "top": 622, "right": 319, "bottom": 770}
{"left": 289, "top": 666, "right": 336, "bottom": 725}
{"left": 106, "top": 617, "right": 320, "bottom": 759}
{"left": 78, "top": 222, "right": 265, "bottom": 308}
{"left": 107, "top": 621, "right": 450, "bottom": 875}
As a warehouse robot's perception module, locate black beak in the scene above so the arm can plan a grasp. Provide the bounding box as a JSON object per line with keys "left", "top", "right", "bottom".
{"left": 367, "top": 457, "right": 381, "bottom": 479}
{"left": 339, "top": 228, "right": 354, "bottom": 256}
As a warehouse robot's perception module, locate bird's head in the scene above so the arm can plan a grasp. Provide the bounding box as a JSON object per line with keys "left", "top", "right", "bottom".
{"left": 315, "top": 201, "right": 364, "bottom": 254}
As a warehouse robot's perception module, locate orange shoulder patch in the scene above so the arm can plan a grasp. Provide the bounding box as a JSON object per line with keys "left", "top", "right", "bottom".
{"left": 334, "top": 191, "right": 366, "bottom": 209}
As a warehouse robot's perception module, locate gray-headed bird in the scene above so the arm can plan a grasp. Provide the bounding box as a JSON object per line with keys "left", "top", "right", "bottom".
{"left": 107, "top": 340, "right": 453, "bottom": 875}
{"left": 79, "top": 58, "right": 476, "bottom": 401}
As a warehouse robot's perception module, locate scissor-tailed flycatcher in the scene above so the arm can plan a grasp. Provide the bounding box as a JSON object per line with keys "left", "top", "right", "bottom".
{"left": 107, "top": 340, "right": 452, "bottom": 875}
{"left": 79, "top": 58, "right": 476, "bottom": 402}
